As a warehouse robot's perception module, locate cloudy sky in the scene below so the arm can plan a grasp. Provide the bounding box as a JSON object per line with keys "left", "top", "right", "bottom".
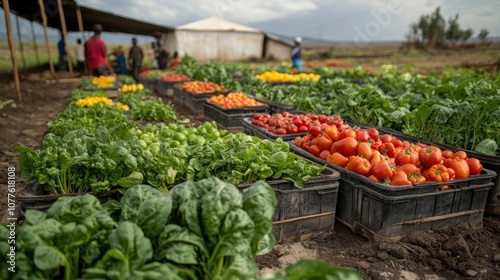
{"left": 1, "top": 0, "right": 499, "bottom": 43}
{"left": 78, "top": 0, "right": 499, "bottom": 41}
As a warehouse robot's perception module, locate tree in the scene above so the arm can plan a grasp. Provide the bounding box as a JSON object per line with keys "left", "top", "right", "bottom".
{"left": 445, "top": 14, "right": 461, "bottom": 46}
{"left": 478, "top": 29, "right": 491, "bottom": 45}
{"left": 405, "top": 7, "right": 478, "bottom": 49}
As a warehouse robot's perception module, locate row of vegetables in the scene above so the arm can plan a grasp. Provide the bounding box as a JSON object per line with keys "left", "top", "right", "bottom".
{"left": 8, "top": 58, "right": 499, "bottom": 279}
{"left": 8, "top": 75, "right": 366, "bottom": 279}
{"left": 139, "top": 59, "right": 499, "bottom": 158}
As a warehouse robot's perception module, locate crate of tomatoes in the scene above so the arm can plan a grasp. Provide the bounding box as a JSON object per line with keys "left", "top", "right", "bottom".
{"left": 204, "top": 93, "right": 269, "bottom": 129}
{"left": 174, "top": 81, "right": 228, "bottom": 113}
{"left": 242, "top": 112, "right": 350, "bottom": 142}
{"left": 206, "top": 92, "right": 269, "bottom": 114}
{"left": 289, "top": 124, "right": 496, "bottom": 241}
{"left": 349, "top": 122, "right": 500, "bottom": 216}
{"left": 157, "top": 73, "right": 190, "bottom": 96}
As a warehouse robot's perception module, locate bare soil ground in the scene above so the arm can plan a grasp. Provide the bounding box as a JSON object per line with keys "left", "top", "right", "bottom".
{"left": 1, "top": 55, "right": 500, "bottom": 279}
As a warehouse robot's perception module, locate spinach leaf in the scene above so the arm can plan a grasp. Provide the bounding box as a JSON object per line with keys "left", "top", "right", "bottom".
{"left": 120, "top": 185, "right": 172, "bottom": 240}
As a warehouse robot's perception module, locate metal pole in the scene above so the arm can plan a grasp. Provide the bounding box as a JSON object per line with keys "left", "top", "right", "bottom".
{"left": 57, "top": 0, "right": 73, "bottom": 73}
{"left": 15, "top": 14, "right": 26, "bottom": 69}
{"left": 38, "top": 0, "right": 55, "bottom": 76}
{"left": 2, "top": 0, "right": 22, "bottom": 102}
{"left": 31, "top": 21, "right": 40, "bottom": 65}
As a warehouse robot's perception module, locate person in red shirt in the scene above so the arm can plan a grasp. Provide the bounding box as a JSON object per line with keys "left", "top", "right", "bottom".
{"left": 85, "top": 24, "right": 108, "bottom": 76}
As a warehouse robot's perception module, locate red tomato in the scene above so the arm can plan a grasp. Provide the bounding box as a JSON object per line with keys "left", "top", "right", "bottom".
{"left": 357, "top": 142, "right": 374, "bottom": 160}
{"left": 466, "top": 158, "right": 483, "bottom": 175}
{"left": 398, "top": 163, "right": 419, "bottom": 175}
{"left": 339, "top": 129, "right": 357, "bottom": 140}
{"left": 372, "top": 160, "right": 396, "bottom": 180}
{"left": 319, "top": 150, "right": 332, "bottom": 160}
{"left": 427, "top": 164, "right": 450, "bottom": 182}
{"left": 368, "top": 128, "right": 379, "bottom": 140}
{"left": 409, "top": 173, "right": 426, "bottom": 184}
{"left": 346, "top": 156, "right": 372, "bottom": 176}
{"left": 298, "top": 126, "right": 309, "bottom": 133}
{"left": 324, "top": 126, "right": 339, "bottom": 142}
{"left": 448, "top": 158, "right": 470, "bottom": 179}
{"left": 391, "top": 139, "right": 403, "bottom": 148}
{"left": 454, "top": 151, "right": 468, "bottom": 160}
{"left": 419, "top": 146, "right": 443, "bottom": 168}
{"left": 329, "top": 152, "right": 349, "bottom": 167}
{"left": 275, "top": 128, "right": 287, "bottom": 135}
{"left": 379, "top": 142, "right": 396, "bottom": 158}
{"left": 368, "top": 175, "right": 379, "bottom": 183}
{"left": 308, "top": 145, "right": 321, "bottom": 157}
{"left": 390, "top": 170, "right": 412, "bottom": 186}
{"left": 317, "top": 136, "right": 333, "bottom": 151}
{"left": 380, "top": 134, "right": 393, "bottom": 143}
{"left": 357, "top": 130, "right": 370, "bottom": 142}
{"left": 396, "top": 149, "right": 420, "bottom": 166}
{"left": 442, "top": 150, "right": 455, "bottom": 159}
{"left": 331, "top": 137, "right": 358, "bottom": 157}
{"left": 309, "top": 126, "right": 322, "bottom": 137}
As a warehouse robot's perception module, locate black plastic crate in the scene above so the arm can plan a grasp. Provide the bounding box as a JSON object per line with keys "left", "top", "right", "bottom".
{"left": 207, "top": 102, "right": 269, "bottom": 115}
{"left": 254, "top": 98, "right": 295, "bottom": 115}
{"left": 241, "top": 117, "right": 306, "bottom": 141}
{"left": 19, "top": 184, "right": 122, "bottom": 212}
{"left": 289, "top": 143, "right": 496, "bottom": 241}
{"left": 355, "top": 124, "right": 500, "bottom": 216}
{"left": 204, "top": 103, "right": 254, "bottom": 128}
{"left": 237, "top": 163, "right": 340, "bottom": 243}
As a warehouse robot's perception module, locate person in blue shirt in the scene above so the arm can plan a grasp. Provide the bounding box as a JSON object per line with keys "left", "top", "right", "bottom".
{"left": 291, "top": 36, "right": 302, "bottom": 71}
{"left": 58, "top": 35, "right": 66, "bottom": 71}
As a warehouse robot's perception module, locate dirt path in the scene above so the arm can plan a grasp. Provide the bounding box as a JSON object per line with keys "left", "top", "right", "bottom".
{"left": 1, "top": 77, "right": 500, "bottom": 279}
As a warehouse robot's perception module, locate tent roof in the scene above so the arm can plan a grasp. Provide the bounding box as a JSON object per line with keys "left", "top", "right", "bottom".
{"left": 177, "top": 16, "right": 261, "bottom": 33}
{"left": 1, "top": 0, "right": 173, "bottom": 37}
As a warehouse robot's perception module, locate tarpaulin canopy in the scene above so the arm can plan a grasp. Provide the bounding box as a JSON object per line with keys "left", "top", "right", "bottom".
{"left": 0, "top": 0, "right": 173, "bottom": 37}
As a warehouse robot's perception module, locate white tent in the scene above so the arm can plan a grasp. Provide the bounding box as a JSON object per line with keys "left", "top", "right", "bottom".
{"left": 160, "top": 17, "right": 293, "bottom": 62}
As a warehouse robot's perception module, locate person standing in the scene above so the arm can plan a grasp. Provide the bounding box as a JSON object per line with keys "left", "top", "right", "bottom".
{"left": 291, "top": 36, "right": 303, "bottom": 71}
{"left": 85, "top": 24, "right": 108, "bottom": 77}
{"left": 75, "top": 38, "right": 85, "bottom": 74}
{"left": 168, "top": 51, "right": 182, "bottom": 70}
{"left": 129, "top": 37, "right": 144, "bottom": 81}
{"left": 113, "top": 46, "right": 127, "bottom": 74}
{"left": 58, "top": 35, "right": 66, "bottom": 71}
{"left": 157, "top": 44, "right": 169, "bottom": 70}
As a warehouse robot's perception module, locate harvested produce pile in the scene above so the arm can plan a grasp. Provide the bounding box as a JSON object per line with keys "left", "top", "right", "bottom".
{"left": 255, "top": 71, "right": 320, "bottom": 82}
{"left": 120, "top": 83, "right": 144, "bottom": 93}
{"left": 160, "top": 73, "right": 190, "bottom": 82}
{"left": 179, "top": 81, "right": 226, "bottom": 94}
{"left": 294, "top": 125, "right": 484, "bottom": 186}
{"left": 207, "top": 92, "right": 263, "bottom": 109}
{"left": 80, "top": 75, "right": 118, "bottom": 89}
{"left": 251, "top": 112, "right": 348, "bottom": 135}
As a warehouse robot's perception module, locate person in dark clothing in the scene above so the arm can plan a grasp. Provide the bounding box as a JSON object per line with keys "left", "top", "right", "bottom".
{"left": 291, "top": 36, "right": 302, "bottom": 71}
{"left": 129, "top": 37, "right": 144, "bottom": 81}
{"left": 58, "top": 35, "right": 66, "bottom": 71}
{"left": 157, "top": 43, "right": 169, "bottom": 70}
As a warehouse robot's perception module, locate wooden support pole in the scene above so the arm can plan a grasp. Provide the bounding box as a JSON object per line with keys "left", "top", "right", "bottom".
{"left": 31, "top": 21, "right": 40, "bottom": 65}
{"left": 76, "top": 5, "right": 85, "bottom": 41}
{"left": 57, "top": 0, "right": 73, "bottom": 73}
{"left": 38, "top": 0, "right": 55, "bottom": 76}
{"left": 15, "top": 14, "right": 26, "bottom": 69}
{"left": 2, "top": 0, "right": 22, "bottom": 102}
{"left": 76, "top": 5, "right": 87, "bottom": 74}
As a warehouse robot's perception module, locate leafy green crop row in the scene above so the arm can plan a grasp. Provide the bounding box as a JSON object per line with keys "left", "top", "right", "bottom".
{"left": 1, "top": 180, "right": 360, "bottom": 280}
{"left": 16, "top": 123, "right": 324, "bottom": 194}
